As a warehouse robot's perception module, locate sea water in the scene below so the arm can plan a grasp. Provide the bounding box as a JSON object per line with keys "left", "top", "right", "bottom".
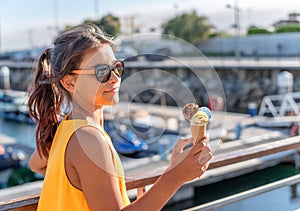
{"left": 0, "top": 118, "right": 36, "bottom": 149}
{"left": 163, "top": 164, "right": 300, "bottom": 211}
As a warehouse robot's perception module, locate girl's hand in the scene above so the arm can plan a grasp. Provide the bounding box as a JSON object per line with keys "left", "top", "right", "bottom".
{"left": 167, "top": 136, "right": 212, "bottom": 183}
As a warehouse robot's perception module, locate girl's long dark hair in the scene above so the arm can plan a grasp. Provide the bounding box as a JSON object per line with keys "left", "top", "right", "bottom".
{"left": 28, "top": 24, "right": 113, "bottom": 158}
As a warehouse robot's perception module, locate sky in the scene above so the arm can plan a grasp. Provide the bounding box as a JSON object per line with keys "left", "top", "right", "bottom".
{"left": 1, "top": 0, "right": 300, "bottom": 51}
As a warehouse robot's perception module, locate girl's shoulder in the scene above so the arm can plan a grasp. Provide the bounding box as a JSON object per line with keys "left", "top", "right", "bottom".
{"left": 67, "top": 125, "right": 115, "bottom": 171}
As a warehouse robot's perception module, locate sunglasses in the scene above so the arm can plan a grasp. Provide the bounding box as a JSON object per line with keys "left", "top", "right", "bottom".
{"left": 71, "top": 60, "right": 124, "bottom": 83}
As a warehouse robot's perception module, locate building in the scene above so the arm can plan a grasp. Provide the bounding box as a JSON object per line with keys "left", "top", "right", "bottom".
{"left": 273, "top": 13, "right": 300, "bottom": 28}
{"left": 197, "top": 32, "right": 300, "bottom": 57}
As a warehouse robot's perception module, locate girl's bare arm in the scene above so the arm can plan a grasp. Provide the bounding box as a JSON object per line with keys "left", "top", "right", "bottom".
{"left": 69, "top": 127, "right": 212, "bottom": 211}
{"left": 29, "top": 148, "right": 48, "bottom": 175}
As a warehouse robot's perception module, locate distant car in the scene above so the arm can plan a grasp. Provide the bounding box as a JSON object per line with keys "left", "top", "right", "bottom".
{"left": 0, "top": 52, "right": 12, "bottom": 60}
{"left": 120, "top": 34, "right": 196, "bottom": 60}
{"left": 143, "top": 53, "right": 169, "bottom": 61}
{"left": 10, "top": 50, "right": 31, "bottom": 62}
{"left": 114, "top": 46, "right": 138, "bottom": 61}
{"left": 0, "top": 144, "right": 24, "bottom": 171}
{"left": 4, "top": 47, "right": 47, "bottom": 62}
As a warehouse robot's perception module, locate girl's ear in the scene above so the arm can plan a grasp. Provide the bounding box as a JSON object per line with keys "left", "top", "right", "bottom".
{"left": 60, "top": 75, "right": 77, "bottom": 93}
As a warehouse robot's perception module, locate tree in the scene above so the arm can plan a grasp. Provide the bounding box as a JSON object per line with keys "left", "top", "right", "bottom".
{"left": 275, "top": 23, "right": 300, "bottom": 33}
{"left": 162, "top": 11, "right": 212, "bottom": 44}
{"left": 63, "top": 14, "right": 121, "bottom": 38}
{"left": 247, "top": 26, "right": 272, "bottom": 35}
{"left": 288, "top": 12, "right": 300, "bottom": 20}
{"left": 84, "top": 14, "right": 121, "bottom": 37}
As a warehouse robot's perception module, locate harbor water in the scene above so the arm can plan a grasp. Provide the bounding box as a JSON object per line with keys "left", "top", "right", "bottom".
{"left": 0, "top": 117, "right": 36, "bottom": 149}
{"left": 163, "top": 164, "right": 300, "bottom": 211}
{"left": 1, "top": 117, "right": 300, "bottom": 210}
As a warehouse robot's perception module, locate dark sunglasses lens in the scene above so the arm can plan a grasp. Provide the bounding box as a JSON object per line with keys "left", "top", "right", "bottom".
{"left": 95, "top": 65, "right": 110, "bottom": 83}
{"left": 94, "top": 61, "right": 124, "bottom": 83}
{"left": 113, "top": 61, "right": 124, "bottom": 77}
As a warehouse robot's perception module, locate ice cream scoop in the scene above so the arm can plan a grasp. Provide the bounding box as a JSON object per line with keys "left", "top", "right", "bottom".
{"left": 182, "top": 103, "right": 199, "bottom": 122}
{"left": 190, "top": 111, "right": 209, "bottom": 126}
{"left": 182, "top": 103, "right": 212, "bottom": 144}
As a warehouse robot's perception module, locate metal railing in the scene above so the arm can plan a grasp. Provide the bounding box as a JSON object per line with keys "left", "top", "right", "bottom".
{"left": 184, "top": 173, "right": 300, "bottom": 211}
{"left": 258, "top": 92, "right": 300, "bottom": 117}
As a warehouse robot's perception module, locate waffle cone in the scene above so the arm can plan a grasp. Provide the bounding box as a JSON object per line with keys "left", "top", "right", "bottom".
{"left": 190, "top": 124, "right": 206, "bottom": 144}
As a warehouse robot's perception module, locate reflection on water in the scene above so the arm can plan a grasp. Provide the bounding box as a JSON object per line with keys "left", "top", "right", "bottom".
{"left": 291, "top": 184, "right": 299, "bottom": 199}
{"left": 0, "top": 118, "right": 36, "bottom": 148}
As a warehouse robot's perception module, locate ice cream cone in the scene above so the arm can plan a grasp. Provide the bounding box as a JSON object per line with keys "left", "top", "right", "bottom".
{"left": 182, "top": 103, "right": 211, "bottom": 144}
{"left": 190, "top": 124, "right": 206, "bottom": 144}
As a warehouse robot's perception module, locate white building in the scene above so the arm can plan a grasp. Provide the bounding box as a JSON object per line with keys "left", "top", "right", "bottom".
{"left": 197, "top": 32, "right": 300, "bottom": 57}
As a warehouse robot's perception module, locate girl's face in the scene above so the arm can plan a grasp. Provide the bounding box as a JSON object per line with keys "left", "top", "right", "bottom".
{"left": 73, "top": 45, "right": 121, "bottom": 111}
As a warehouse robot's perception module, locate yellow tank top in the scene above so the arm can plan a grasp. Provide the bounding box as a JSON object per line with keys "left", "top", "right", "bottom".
{"left": 37, "top": 118, "right": 130, "bottom": 211}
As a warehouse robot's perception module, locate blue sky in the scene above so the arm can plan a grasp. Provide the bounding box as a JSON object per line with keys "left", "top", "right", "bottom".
{"left": 1, "top": 0, "right": 300, "bottom": 51}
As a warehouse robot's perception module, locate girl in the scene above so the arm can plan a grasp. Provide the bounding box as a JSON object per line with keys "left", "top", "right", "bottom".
{"left": 28, "top": 24, "right": 212, "bottom": 211}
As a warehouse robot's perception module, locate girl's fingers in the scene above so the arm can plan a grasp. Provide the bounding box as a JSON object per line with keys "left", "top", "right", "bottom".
{"left": 173, "top": 137, "right": 193, "bottom": 154}
{"left": 201, "top": 162, "right": 210, "bottom": 173}
{"left": 199, "top": 152, "right": 212, "bottom": 165}
{"left": 190, "top": 141, "right": 207, "bottom": 155}
{"left": 201, "top": 135, "right": 209, "bottom": 142}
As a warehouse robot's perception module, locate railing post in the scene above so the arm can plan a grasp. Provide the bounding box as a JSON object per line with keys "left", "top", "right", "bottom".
{"left": 294, "top": 148, "right": 300, "bottom": 170}
{"left": 137, "top": 187, "right": 146, "bottom": 198}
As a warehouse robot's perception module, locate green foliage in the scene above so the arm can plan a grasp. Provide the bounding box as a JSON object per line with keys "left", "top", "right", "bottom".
{"left": 63, "top": 24, "right": 74, "bottom": 32}
{"left": 247, "top": 26, "right": 272, "bottom": 35}
{"left": 209, "top": 32, "right": 231, "bottom": 38}
{"left": 275, "top": 23, "right": 300, "bottom": 33}
{"left": 64, "top": 14, "right": 121, "bottom": 37}
{"left": 84, "top": 14, "right": 121, "bottom": 37}
{"left": 162, "top": 10, "right": 212, "bottom": 44}
{"left": 289, "top": 12, "right": 300, "bottom": 18}
{"left": 6, "top": 167, "right": 41, "bottom": 187}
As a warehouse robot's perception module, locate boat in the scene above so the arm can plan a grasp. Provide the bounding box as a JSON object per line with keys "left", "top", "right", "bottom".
{"left": 104, "top": 119, "right": 149, "bottom": 156}
{"left": 0, "top": 91, "right": 33, "bottom": 124}
{"left": 0, "top": 143, "right": 27, "bottom": 171}
{"left": 0, "top": 141, "right": 39, "bottom": 188}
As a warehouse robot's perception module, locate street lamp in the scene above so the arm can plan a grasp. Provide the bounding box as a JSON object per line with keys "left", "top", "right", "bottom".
{"left": 226, "top": 0, "right": 241, "bottom": 61}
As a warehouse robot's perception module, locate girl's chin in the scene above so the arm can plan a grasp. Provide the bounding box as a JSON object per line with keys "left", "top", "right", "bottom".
{"left": 95, "top": 97, "right": 120, "bottom": 107}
